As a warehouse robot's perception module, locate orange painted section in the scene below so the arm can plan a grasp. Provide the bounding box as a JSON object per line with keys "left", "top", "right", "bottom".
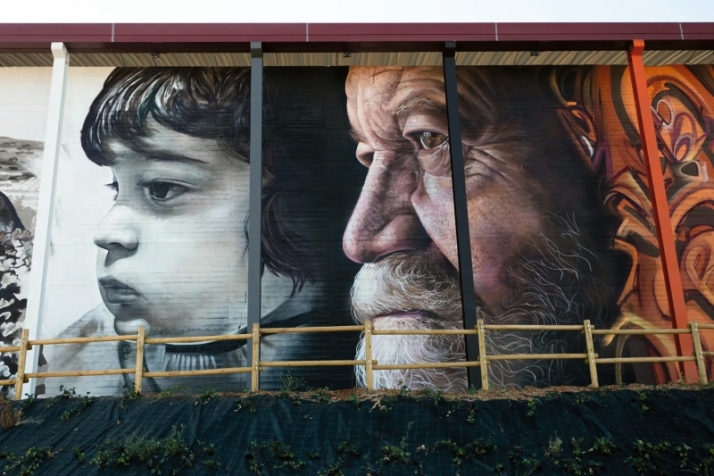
{"left": 626, "top": 39, "right": 698, "bottom": 381}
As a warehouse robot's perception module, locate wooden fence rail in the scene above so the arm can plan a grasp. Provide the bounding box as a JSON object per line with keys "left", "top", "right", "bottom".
{"left": 1, "top": 318, "right": 713, "bottom": 399}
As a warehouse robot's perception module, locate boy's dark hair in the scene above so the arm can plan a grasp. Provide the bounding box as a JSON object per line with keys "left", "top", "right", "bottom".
{"left": 81, "top": 67, "right": 312, "bottom": 293}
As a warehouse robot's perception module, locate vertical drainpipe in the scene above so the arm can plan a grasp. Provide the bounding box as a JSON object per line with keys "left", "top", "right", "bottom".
{"left": 22, "top": 42, "right": 70, "bottom": 398}
{"left": 442, "top": 41, "right": 481, "bottom": 389}
{"left": 246, "top": 42, "right": 264, "bottom": 389}
{"left": 626, "top": 39, "right": 699, "bottom": 382}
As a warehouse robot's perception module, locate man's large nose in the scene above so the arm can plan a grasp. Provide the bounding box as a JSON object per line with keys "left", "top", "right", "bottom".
{"left": 343, "top": 154, "right": 428, "bottom": 263}
{"left": 93, "top": 205, "right": 139, "bottom": 253}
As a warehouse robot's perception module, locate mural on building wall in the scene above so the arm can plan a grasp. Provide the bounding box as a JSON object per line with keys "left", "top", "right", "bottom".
{"left": 0, "top": 138, "right": 41, "bottom": 393}
{"left": 6, "top": 64, "right": 710, "bottom": 396}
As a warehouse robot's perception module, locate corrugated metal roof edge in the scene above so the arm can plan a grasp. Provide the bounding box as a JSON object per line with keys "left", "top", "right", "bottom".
{"left": 0, "top": 22, "right": 713, "bottom": 53}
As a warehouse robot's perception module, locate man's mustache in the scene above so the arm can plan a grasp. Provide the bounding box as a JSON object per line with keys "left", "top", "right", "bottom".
{"left": 350, "top": 252, "right": 465, "bottom": 325}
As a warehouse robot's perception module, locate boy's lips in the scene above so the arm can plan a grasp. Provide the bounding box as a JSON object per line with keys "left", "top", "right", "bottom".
{"left": 99, "top": 277, "right": 141, "bottom": 304}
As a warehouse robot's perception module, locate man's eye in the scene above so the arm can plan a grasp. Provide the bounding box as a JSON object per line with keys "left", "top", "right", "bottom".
{"left": 414, "top": 132, "right": 451, "bottom": 177}
{"left": 139, "top": 181, "right": 188, "bottom": 204}
{"left": 419, "top": 131, "right": 448, "bottom": 150}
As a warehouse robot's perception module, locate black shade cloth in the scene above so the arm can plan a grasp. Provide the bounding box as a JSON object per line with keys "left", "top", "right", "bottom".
{"left": 0, "top": 387, "right": 713, "bottom": 475}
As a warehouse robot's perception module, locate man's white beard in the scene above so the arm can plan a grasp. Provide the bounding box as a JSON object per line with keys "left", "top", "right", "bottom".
{"left": 355, "top": 315, "right": 467, "bottom": 392}
{"left": 351, "top": 252, "right": 468, "bottom": 392}
{"left": 351, "top": 215, "right": 606, "bottom": 391}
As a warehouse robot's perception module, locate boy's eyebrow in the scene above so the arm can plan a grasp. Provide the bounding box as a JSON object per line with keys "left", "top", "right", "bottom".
{"left": 145, "top": 151, "right": 209, "bottom": 165}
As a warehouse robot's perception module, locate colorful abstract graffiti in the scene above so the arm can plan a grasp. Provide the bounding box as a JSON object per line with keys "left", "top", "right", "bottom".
{"left": 557, "top": 65, "right": 714, "bottom": 383}
{"left": 1, "top": 64, "right": 713, "bottom": 396}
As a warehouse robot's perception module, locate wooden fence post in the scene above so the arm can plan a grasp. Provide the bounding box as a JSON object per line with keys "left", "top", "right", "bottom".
{"left": 134, "top": 326, "right": 145, "bottom": 395}
{"left": 583, "top": 320, "right": 599, "bottom": 388}
{"left": 477, "top": 319, "right": 489, "bottom": 390}
{"left": 690, "top": 322, "right": 708, "bottom": 385}
{"left": 14, "top": 329, "right": 30, "bottom": 401}
{"left": 364, "top": 319, "right": 373, "bottom": 391}
{"left": 251, "top": 323, "right": 260, "bottom": 391}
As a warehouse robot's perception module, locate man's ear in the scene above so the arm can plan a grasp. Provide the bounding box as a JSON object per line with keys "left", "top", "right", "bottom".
{"left": 548, "top": 68, "right": 599, "bottom": 168}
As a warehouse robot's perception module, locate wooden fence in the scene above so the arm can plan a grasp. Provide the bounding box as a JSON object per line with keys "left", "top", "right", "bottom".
{"left": 0, "top": 319, "right": 711, "bottom": 400}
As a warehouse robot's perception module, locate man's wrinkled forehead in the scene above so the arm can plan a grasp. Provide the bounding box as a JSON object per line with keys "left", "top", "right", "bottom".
{"left": 346, "top": 67, "right": 448, "bottom": 145}
{"left": 346, "top": 66, "right": 445, "bottom": 105}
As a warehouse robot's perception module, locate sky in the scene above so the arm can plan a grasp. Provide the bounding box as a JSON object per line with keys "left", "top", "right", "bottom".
{"left": 2, "top": 0, "right": 714, "bottom": 23}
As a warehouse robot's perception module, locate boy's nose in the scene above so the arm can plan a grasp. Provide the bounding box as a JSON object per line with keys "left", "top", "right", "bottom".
{"left": 93, "top": 204, "right": 139, "bottom": 252}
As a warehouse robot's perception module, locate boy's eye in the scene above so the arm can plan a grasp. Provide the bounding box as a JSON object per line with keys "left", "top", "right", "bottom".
{"left": 139, "top": 181, "right": 188, "bottom": 204}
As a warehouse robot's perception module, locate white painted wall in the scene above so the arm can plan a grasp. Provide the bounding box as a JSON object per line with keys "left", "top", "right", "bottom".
{"left": 0, "top": 68, "right": 52, "bottom": 142}
{"left": 40, "top": 68, "right": 115, "bottom": 339}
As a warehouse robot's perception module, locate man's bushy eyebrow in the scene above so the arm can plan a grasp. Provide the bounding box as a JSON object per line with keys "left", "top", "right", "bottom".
{"left": 396, "top": 96, "right": 445, "bottom": 115}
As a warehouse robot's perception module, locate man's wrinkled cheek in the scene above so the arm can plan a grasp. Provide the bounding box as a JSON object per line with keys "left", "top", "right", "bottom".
{"left": 412, "top": 179, "right": 459, "bottom": 268}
